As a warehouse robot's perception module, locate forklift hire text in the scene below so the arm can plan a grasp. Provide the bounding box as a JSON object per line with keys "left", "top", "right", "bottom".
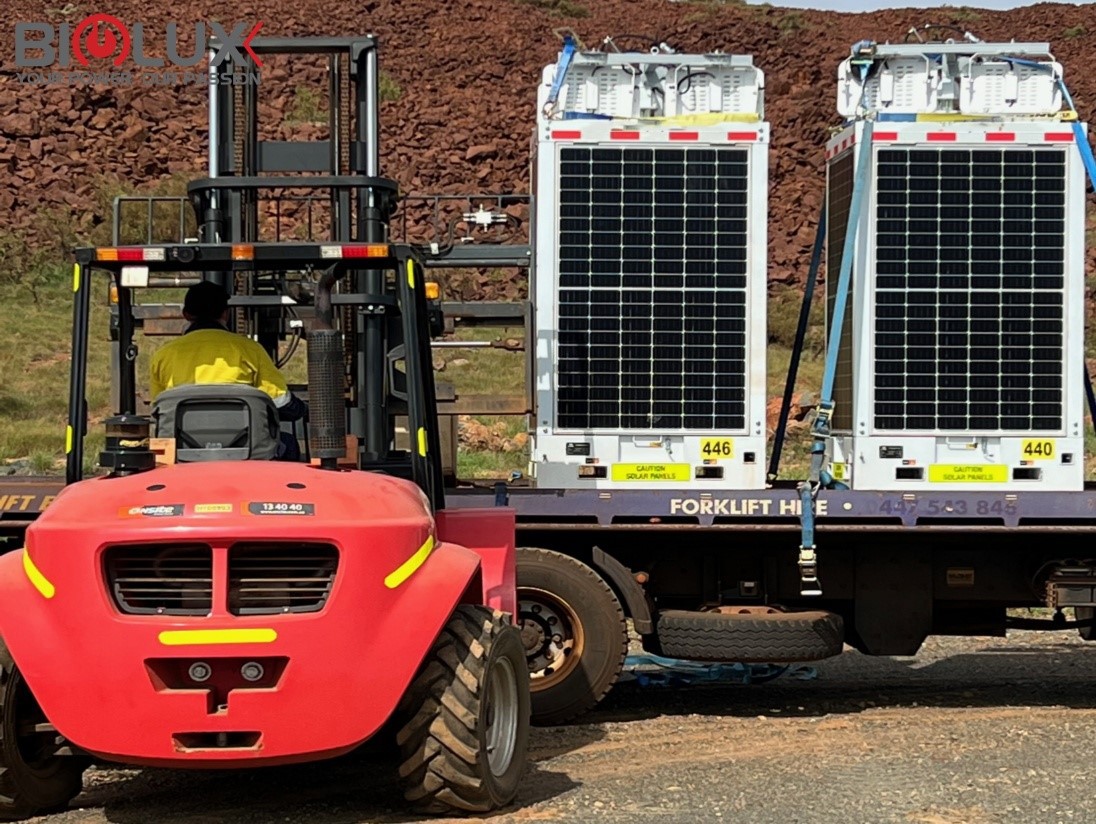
{"left": 669, "top": 498, "right": 829, "bottom": 516}
{"left": 0, "top": 495, "right": 53, "bottom": 513}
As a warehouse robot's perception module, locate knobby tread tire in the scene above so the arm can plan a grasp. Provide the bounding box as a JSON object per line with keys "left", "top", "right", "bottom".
{"left": 656, "top": 610, "right": 845, "bottom": 663}
{"left": 0, "top": 637, "right": 85, "bottom": 821}
{"left": 517, "top": 548, "right": 629, "bottom": 726}
{"left": 396, "top": 605, "right": 530, "bottom": 815}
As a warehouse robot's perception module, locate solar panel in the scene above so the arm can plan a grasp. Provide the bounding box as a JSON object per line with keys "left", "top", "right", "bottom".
{"left": 872, "top": 147, "right": 1067, "bottom": 432}
{"left": 555, "top": 146, "right": 750, "bottom": 431}
{"left": 826, "top": 150, "right": 856, "bottom": 431}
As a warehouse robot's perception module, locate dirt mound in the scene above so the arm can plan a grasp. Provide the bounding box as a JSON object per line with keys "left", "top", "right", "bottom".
{"left": 458, "top": 417, "right": 528, "bottom": 453}
{"left": 2, "top": 1, "right": 1095, "bottom": 292}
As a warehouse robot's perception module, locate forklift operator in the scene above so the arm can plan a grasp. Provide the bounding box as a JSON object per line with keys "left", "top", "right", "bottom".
{"left": 149, "top": 280, "right": 308, "bottom": 460}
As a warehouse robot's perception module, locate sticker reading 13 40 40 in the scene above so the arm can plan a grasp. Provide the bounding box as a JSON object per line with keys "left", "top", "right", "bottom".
{"left": 247, "top": 502, "right": 315, "bottom": 516}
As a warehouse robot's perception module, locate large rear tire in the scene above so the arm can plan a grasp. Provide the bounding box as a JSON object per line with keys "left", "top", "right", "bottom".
{"left": 396, "top": 606, "right": 530, "bottom": 814}
{"left": 0, "top": 640, "right": 85, "bottom": 821}
{"left": 516, "top": 548, "right": 628, "bottom": 726}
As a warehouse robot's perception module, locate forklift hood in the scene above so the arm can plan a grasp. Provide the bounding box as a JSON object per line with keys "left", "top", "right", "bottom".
{"left": 0, "top": 462, "right": 505, "bottom": 768}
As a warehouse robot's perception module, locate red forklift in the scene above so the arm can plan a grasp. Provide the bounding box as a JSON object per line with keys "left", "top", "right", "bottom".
{"left": 0, "top": 36, "right": 529, "bottom": 819}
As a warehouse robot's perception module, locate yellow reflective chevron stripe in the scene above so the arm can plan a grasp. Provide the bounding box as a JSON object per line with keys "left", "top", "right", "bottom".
{"left": 23, "top": 551, "right": 55, "bottom": 599}
{"left": 406, "top": 259, "right": 415, "bottom": 288}
{"left": 417, "top": 427, "right": 427, "bottom": 457}
{"left": 72, "top": 264, "right": 80, "bottom": 292}
{"left": 158, "top": 629, "right": 277, "bottom": 646}
{"left": 65, "top": 425, "right": 73, "bottom": 454}
{"left": 384, "top": 535, "right": 435, "bottom": 589}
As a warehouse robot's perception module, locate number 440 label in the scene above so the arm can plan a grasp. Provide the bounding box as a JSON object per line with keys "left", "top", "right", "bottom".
{"left": 1021, "top": 439, "right": 1055, "bottom": 461}
{"left": 699, "top": 438, "right": 734, "bottom": 460}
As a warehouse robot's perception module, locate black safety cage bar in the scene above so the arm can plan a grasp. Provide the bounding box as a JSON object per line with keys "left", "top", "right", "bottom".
{"left": 66, "top": 242, "right": 445, "bottom": 512}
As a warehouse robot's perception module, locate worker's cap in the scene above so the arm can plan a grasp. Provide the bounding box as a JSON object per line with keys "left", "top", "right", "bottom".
{"left": 183, "top": 280, "right": 229, "bottom": 319}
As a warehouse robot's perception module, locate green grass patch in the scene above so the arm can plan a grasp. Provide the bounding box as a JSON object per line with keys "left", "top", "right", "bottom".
{"left": 287, "top": 86, "right": 326, "bottom": 124}
{"left": 943, "top": 6, "right": 982, "bottom": 23}
{"left": 435, "top": 326, "right": 529, "bottom": 480}
{"left": 514, "top": 0, "right": 589, "bottom": 17}
{"left": 777, "top": 11, "right": 808, "bottom": 33}
{"left": 0, "top": 275, "right": 111, "bottom": 466}
{"left": 1064, "top": 25, "right": 1087, "bottom": 39}
{"left": 379, "top": 72, "right": 403, "bottom": 103}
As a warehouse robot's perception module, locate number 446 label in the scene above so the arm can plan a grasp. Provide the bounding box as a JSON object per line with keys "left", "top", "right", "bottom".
{"left": 699, "top": 438, "right": 734, "bottom": 460}
{"left": 1021, "top": 439, "right": 1055, "bottom": 461}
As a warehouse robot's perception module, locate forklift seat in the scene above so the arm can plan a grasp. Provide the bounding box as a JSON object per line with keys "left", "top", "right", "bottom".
{"left": 152, "top": 384, "right": 281, "bottom": 462}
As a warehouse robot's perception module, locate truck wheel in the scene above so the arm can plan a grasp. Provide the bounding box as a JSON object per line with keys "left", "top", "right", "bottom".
{"left": 396, "top": 605, "right": 530, "bottom": 814}
{"left": 1078, "top": 607, "right": 1096, "bottom": 641}
{"left": 516, "top": 548, "right": 628, "bottom": 726}
{"left": 0, "top": 642, "right": 85, "bottom": 820}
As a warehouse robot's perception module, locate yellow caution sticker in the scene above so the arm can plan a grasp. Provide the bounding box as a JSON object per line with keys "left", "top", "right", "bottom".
{"left": 1020, "top": 439, "right": 1056, "bottom": 461}
{"left": 699, "top": 438, "right": 734, "bottom": 460}
{"left": 611, "top": 464, "right": 691, "bottom": 482}
{"left": 927, "top": 464, "right": 1007, "bottom": 483}
{"left": 194, "top": 503, "right": 233, "bottom": 514}
{"left": 831, "top": 462, "right": 847, "bottom": 481}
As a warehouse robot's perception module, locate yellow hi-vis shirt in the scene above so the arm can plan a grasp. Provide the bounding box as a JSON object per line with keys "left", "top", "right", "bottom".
{"left": 149, "top": 328, "right": 291, "bottom": 408}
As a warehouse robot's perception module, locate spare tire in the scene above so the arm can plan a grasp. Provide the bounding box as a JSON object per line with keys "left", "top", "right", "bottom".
{"left": 656, "top": 609, "right": 844, "bottom": 663}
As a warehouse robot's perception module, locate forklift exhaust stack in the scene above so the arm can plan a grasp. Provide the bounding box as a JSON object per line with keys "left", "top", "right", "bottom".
{"left": 308, "top": 269, "right": 347, "bottom": 467}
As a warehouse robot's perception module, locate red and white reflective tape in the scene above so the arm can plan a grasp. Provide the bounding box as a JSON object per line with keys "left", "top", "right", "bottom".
{"left": 547, "top": 128, "right": 760, "bottom": 142}
{"left": 826, "top": 128, "right": 1081, "bottom": 156}
{"left": 825, "top": 133, "right": 856, "bottom": 159}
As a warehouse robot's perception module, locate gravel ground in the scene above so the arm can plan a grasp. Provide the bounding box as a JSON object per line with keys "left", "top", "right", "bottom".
{"left": 30, "top": 627, "right": 1096, "bottom": 824}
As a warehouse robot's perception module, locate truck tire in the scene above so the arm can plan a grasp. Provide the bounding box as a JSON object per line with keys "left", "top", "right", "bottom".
{"left": 0, "top": 639, "right": 85, "bottom": 820}
{"left": 656, "top": 609, "right": 844, "bottom": 662}
{"left": 1078, "top": 607, "right": 1096, "bottom": 641}
{"left": 516, "top": 548, "right": 628, "bottom": 726}
{"left": 396, "top": 605, "right": 530, "bottom": 814}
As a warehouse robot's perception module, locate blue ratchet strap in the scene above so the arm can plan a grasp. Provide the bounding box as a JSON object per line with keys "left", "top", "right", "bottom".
{"left": 544, "top": 35, "right": 577, "bottom": 116}
{"left": 796, "top": 116, "right": 876, "bottom": 597}
{"left": 769, "top": 199, "right": 826, "bottom": 482}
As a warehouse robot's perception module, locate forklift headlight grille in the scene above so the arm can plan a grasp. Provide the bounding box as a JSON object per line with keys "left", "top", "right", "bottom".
{"left": 227, "top": 543, "right": 339, "bottom": 615}
{"left": 104, "top": 544, "right": 214, "bottom": 616}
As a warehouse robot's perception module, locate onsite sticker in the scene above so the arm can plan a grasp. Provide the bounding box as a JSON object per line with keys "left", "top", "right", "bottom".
{"left": 118, "top": 504, "right": 185, "bottom": 518}
{"left": 927, "top": 465, "right": 1007, "bottom": 483}
{"left": 610, "top": 464, "right": 690, "bottom": 482}
{"left": 247, "top": 502, "right": 315, "bottom": 516}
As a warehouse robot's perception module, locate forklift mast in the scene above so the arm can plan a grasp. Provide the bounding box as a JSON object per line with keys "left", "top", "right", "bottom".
{"left": 197, "top": 37, "right": 393, "bottom": 465}
{"left": 84, "top": 37, "right": 446, "bottom": 508}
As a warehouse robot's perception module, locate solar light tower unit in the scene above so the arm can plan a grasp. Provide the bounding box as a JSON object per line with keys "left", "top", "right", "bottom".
{"left": 823, "top": 38, "right": 1087, "bottom": 492}
{"left": 531, "top": 38, "right": 769, "bottom": 489}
